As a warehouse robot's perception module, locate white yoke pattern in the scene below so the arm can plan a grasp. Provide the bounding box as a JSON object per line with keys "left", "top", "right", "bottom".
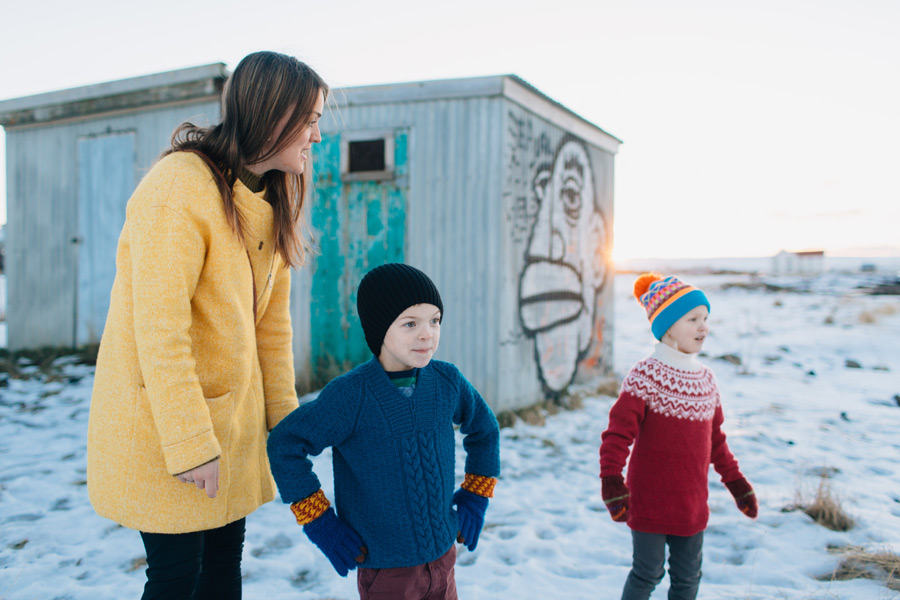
{"left": 620, "top": 344, "right": 719, "bottom": 421}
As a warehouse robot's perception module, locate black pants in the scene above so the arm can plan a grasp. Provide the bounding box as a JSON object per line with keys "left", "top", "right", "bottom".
{"left": 139, "top": 518, "right": 245, "bottom": 600}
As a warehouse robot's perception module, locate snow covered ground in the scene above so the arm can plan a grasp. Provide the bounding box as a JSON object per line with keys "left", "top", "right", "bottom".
{"left": 2, "top": 272, "right": 899, "bottom": 599}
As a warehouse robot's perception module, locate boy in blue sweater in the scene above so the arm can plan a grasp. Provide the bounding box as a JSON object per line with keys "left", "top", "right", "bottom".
{"left": 268, "top": 263, "right": 501, "bottom": 600}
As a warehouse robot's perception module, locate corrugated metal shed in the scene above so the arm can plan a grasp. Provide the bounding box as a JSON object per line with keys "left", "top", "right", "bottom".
{"left": 293, "top": 75, "right": 621, "bottom": 411}
{"left": 1, "top": 67, "right": 620, "bottom": 413}
{"left": 0, "top": 64, "right": 226, "bottom": 349}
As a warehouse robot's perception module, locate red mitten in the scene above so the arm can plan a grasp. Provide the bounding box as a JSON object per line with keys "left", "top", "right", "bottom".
{"left": 725, "top": 477, "right": 758, "bottom": 519}
{"left": 601, "top": 475, "right": 631, "bottom": 522}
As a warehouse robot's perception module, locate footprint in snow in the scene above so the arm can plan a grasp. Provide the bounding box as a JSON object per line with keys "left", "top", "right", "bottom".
{"left": 249, "top": 532, "right": 293, "bottom": 558}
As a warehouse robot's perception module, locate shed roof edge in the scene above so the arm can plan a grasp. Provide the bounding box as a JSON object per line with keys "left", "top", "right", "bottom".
{"left": 330, "top": 74, "right": 621, "bottom": 151}
{"left": 0, "top": 63, "right": 228, "bottom": 114}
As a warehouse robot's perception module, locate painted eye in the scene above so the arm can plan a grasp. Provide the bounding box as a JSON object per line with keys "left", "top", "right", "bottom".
{"left": 561, "top": 179, "right": 582, "bottom": 223}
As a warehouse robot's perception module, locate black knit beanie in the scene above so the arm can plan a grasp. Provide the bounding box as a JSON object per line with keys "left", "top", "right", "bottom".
{"left": 357, "top": 263, "right": 444, "bottom": 356}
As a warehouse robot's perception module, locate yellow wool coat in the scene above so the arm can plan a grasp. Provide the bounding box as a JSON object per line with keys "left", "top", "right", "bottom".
{"left": 87, "top": 152, "right": 299, "bottom": 533}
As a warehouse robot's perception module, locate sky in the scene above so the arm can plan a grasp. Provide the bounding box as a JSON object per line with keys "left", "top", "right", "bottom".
{"left": 0, "top": 0, "right": 898, "bottom": 260}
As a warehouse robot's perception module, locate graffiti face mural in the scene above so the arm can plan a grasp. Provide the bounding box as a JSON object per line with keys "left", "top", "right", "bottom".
{"left": 518, "top": 136, "right": 609, "bottom": 393}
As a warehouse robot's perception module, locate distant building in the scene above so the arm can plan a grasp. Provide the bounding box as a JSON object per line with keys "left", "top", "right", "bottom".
{"left": 772, "top": 250, "right": 825, "bottom": 275}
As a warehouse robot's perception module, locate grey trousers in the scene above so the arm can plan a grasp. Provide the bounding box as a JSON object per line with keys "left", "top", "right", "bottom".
{"left": 621, "top": 530, "right": 703, "bottom": 600}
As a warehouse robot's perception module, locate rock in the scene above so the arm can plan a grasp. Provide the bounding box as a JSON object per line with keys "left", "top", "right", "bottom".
{"left": 717, "top": 354, "right": 742, "bottom": 366}
{"left": 845, "top": 359, "right": 862, "bottom": 369}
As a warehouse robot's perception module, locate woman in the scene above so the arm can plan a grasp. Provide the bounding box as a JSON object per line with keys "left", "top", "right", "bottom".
{"left": 87, "top": 51, "right": 327, "bottom": 599}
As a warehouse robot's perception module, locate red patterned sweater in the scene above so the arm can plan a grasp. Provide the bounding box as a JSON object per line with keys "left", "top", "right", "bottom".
{"left": 600, "top": 343, "right": 744, "bottom": 536}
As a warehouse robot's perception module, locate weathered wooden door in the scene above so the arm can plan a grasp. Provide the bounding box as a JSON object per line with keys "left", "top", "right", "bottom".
{"left": 310, "top": 130, "right": 408, "bottom": 385}
{"left": 76, "top": 131, "right": 134, "bottom": 345}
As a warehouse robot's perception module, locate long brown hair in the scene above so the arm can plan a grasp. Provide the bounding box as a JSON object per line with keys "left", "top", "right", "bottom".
{"left": 165, "top": 51, "right": 328, "bottom": 268}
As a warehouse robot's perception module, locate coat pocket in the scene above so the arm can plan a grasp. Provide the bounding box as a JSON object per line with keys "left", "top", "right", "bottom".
{"left": 206, "top": 390, "right": 235, "bottom": 464}
{"left": 122, "top": 386, "right": 235, "bottom": 531}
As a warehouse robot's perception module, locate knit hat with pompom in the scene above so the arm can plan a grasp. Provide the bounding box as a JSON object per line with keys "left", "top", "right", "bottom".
{"left": 633, "top": 273, "right": 710, "bottom": 341}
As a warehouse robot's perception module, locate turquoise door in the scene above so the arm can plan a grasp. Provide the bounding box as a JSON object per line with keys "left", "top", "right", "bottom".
{"left": 76, "top": 131, "right": 135, "bottom": 346}
{"left": 310, "top": 131, "right": 408, "bottom": 386}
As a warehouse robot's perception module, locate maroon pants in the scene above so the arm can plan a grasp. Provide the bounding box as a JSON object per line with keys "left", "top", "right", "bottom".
{"left": 357, "top": 545, "right": 458, "bottom": 600}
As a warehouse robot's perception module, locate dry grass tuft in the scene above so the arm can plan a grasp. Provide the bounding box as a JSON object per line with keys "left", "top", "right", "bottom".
{"left": 817, "top": 545, "right": 900, "bottom": 591}
{"left": 803, "top": 478, "right": 855, "bottom": 531}
{"left": 858, "top": 310, "right": 877, "bottom": 324}
{"left": 876, "top": 303, "right": 899, "bottom": 316}
{"left": 496, "top": 411, "right": 517, "bottom": 429}
{"left": 785, "top": 476, "right": 855, "bottom": 532}
{"left": 859, "top": 303, "right": 899, "bottom": 324}
{"left": 593, "top": 378, "right": 621, "bottom": 398}
{"left": 494, "top": 377, "right": 621, "bottom": 429}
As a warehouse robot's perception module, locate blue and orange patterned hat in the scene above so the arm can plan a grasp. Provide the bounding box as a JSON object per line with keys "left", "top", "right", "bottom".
{"left": 633, "top": 273, "right": 710, "bottom": 340}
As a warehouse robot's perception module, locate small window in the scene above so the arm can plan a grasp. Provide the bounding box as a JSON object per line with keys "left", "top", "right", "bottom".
{"left": 341, "top": 132, "right": 395, "bottom": 181}
{"left": 348, "top": 139, "right": 385, "bottom": 173}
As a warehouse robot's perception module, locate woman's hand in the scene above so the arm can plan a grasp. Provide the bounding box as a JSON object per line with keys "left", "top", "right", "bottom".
{"left": 175, "top": 458, "right": 220, "bottom": 498}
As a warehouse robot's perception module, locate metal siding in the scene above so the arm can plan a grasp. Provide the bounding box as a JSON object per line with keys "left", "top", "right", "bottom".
{"left": 301, "top": 96, "right": 506, "bottom": 406}
{"left": 289, "top": 262, "right": 313, "bottom": 392}
{"left": 77, "top": 131, "right": 135, "bottom": 345}
{"left": 7, "top": 125, "right": 75, "bottom": 349}
{"left": 308, "top": 132, "right": 345, "bottom": 381}
{"left": 5, "top": 99, "right": 220, "bottom": 350}
{"left": 498, "top": 105, "right": 546, "bottom": 411}
{"left": 291, "top": 81, "right": 616, "bottom": 410}
{"left": 501, "top": 103, "right": 616, "bottom": 404}
{"left": 584, "top": 146, "right": 616, "bottom": 383}
{"left": 405, "top": 97, "right": 504, "bottom": 407}
{"left": 305, "top": 129, "right": 410, "bottom": 388}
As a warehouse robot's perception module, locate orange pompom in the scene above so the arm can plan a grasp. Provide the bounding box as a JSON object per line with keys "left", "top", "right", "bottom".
{"left": 633, "top": 273, "right": 663, "bottom": 300}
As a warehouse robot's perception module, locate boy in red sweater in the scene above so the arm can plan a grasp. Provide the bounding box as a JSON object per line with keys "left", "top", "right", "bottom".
{"left": 599, "top": 273, "right": 757, "bottom": 600}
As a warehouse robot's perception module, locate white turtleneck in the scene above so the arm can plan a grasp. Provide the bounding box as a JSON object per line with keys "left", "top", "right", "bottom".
{"left": 649, "top": 341, "right": 703, "bottom": 372}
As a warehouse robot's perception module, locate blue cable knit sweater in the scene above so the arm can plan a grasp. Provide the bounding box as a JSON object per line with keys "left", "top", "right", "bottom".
{"left": 267, "top": 357, "right": 501, "bottom": 569}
